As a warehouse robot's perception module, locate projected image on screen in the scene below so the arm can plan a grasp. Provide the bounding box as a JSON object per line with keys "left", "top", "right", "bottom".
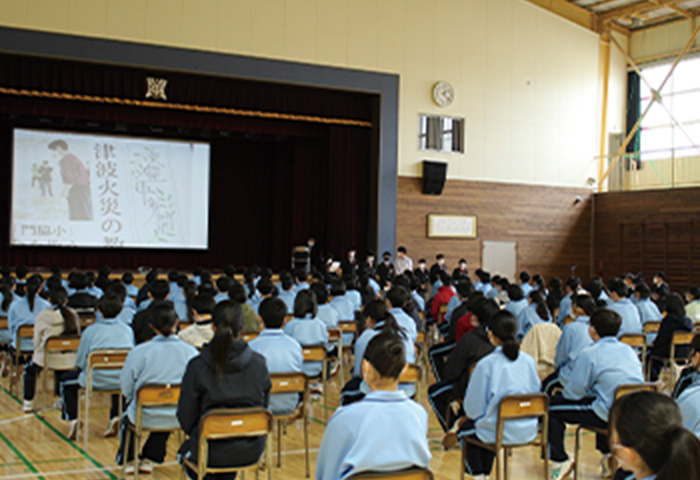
{"left": 12, "top": 129, "right": 210, "bottom": 249}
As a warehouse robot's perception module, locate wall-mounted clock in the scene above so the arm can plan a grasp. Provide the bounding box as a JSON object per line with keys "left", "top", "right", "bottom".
{"left": 432, "top": 81, "right": 454, "bottom": 107}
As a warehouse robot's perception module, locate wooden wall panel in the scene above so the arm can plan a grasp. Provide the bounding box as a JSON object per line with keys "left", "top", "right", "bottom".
{"left": 594, "top": 187, "right": 700, "bottom": 291}
{"left": 396, "top": 177, "right": 593, "bottom": 283}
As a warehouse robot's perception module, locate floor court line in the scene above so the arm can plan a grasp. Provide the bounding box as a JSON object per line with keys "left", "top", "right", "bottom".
{"left": 0, "top": 430, "right": 44, "bottom": 480}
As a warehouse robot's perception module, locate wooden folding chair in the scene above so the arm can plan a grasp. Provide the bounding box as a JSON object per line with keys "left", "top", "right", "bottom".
{"left": 619, "top": 333, "right": 647, "bottom": 362}
{"left": 643, "top": 321, "right": 661, "bottom": 345}
{"left": 348, "top": 466, "right": 434, "bottom": 479}
{"left": 301, "top": 345, "right": 328, "bottom": 420}
{"left": 461, "top": 393, "right": 549, "bottom": 480}
{"left": 10, "top": 324, "right": 35, "bottom": 396}
{"left": 415, "top": 331, "right": 429, "bottom": 381}
{"left": 647, "top": 330, "right": 694, "bottom": 381}
{"left": 79, "top": 314, "right": 97, "bottom": 330}
{"left": 573, "top": 382, "right": 658, "bottom": 480}
{"left": 398, "top": 364, "right": 421, "bottom": 402}
{"left": 269, "top": 372, "right": 309, "bottom": 477}
{"left": 327, "top": 327, "right": 344, "bottom": 385}
{"left": 0, "top": 318, "right": 8, "bottom": 376}
{"left": 122, "top": 384, "right": 182, "bottom": 480}
{"left": 40, "top": 336, "right": 80, "bottom": 414}
{"left": 338, "top": 320, "right": 358, "bottom": 366}
{"left": 437, "top": 305, "right": 448, "bottom": 325}
{"left": 81, "top": 349, "right": 130, "bottom": 451}
{"left": 180, "top": 407, "right": 273, "bottom": 480}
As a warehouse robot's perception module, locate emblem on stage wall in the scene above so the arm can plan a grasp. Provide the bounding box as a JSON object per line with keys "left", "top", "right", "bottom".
{"left": 146, "top": 77, "right": 168, "bottom": 100}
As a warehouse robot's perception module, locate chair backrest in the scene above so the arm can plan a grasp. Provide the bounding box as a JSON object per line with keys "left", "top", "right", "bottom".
{"left": 614, "top": 382, "right": 658, "bottom": 400}
{"left": 327, "top": 327, "right": 341, "bottom": 343}
{"left": 416, "top": 331, "right": 425, "bottom": 344}
{"left": 136, "top": 383, "right": 181, "bottom": 408}
{"left": 0, "top": 317, "right": 8, "bottom": 331}
{"left": 87, "top": 349, "right": 130, "bottom": 370}
{"left": 347, "top": 466, "right": 434, "bottom": 480}
{"left": 301, "top": 345, "right": 326, "bottom": 362}
{"left": 398, "top": 364, "right": 421, "bottom": 384}
{"left": 338, "top": 320, "right": 358, "bottom": 334}
{"left": 242, "top": 332, "right": 259, "bottom": 342}
{"left": 497, "top": 393, "right": 548, "bottom": 421}
{"left": 79, "top": 315, "right": 96, "bottom": 329}
{"left": 270, "top": 372, "right": 308, "bottom": 395}
{"left": 643, "top": 321, "right": 661, "bottom": 334}
{"left": 199, "top": 407, "right": 272, "bottom": 441}
{"left": 672, "top": 331, "right": 695, "bottom": 347}
{"left": 44, "top": 336, "right": 81, "bottom": 368}
{"left": 620, "top": 333, "right": 646, "bottom": 348}
{"left": 437, "top": 305, "right": 448, "bottom": 324}
{"left": 179, "top": 321, "right": 194, "bottom": 331}
{"left": 18, "top": 324, "right": 34, "bottom": 339}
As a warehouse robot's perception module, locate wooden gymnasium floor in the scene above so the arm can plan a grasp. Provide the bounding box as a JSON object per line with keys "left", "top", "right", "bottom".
{"left": 0, "top": 358, "right": 606, "bottom": 480}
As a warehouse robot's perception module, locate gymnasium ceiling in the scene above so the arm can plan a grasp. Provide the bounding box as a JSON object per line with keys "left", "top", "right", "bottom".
{"left": 525, "top": 0, "right": 700, "bottom": 34}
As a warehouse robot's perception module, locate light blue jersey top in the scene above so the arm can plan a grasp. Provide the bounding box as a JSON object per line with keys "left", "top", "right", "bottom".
{"left": 283, "top": 315, "right": 329, "bottom": 377}
{"left": 554, "top": 316, "right": 593, "bottom": 386}
{"left": 125, "top": 284, "right": 138, "bottom": 299}
{"left": 444, "top": 295, "right": 462, "bottom": 325}
{"left": 213, "top": 292, "right": 229, "bottom": 304}
{"left": 563, "top": 336, "right": 643, "bottom": 421}
{"left": 676, "top": 379, "right": 700, "bottom": 438}
{"left": 520, "top": 283, "right": 533, "bottom": 298}
{"left": 249, "top": 329, "right": 304, "bottom": 414}
{"left": 352, "top": 321, "right": 416, "bottom": 378}
{"left": 346, "top": 290, "right": 362, "bottom": 312}
{"left": 389, "top": 307, "right": 417, "bottom": 344}
{"left": 367, "top": 278, "right": 381, "bottom": 298}
{"left": 8, "top": 295, "right": 51, "bottom": 351}
{"left": 330, "top": 296, "right": 354, "bottom": 321}
{"left": 75, "top": 317, "right": 134, "bottom": 390}
{"left": 317, "top": 304, "right": 340, "bottom": 328}
{"left": 556, "top": 294, "right": 572, "bottom": 327}
{"left": 464, "top": 347, "right": 541, "bottom": 444}
{"left": 277, "top": 290, "right": 296, "bottom": 314}
{"left": 411, "top": 291, "right": 425, "bottom": 312}
{"left": 120, "top": 335, "right": 198, "bottom": 428}
{"left": 517, "top": 303, "right": 551, "bottom": 340}
{"left": 608, "top": 299, "right": 642, "bottom": 337}
{"left": 315, "top": 390, "right": 431, "bottom": 480}
{"left": 505, "top": 298, "right": 528, "bottom": 320}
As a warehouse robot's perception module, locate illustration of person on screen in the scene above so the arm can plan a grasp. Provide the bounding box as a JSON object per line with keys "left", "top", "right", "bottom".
{"left": 31, "top": 163, "right": 40, "bottom": 189}
{"left": 38, "top": 160, "right": 53, "bottom": 197}
{"left": 48, "top": 140, "right": 93, "bottom": 220}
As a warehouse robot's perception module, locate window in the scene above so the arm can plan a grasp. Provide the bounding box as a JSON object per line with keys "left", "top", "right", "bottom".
{"left": 639, "top": 56, "right": 700, "bottom": 161}
{"left": 419, "top": 115, "right": 464, "bottom": 153}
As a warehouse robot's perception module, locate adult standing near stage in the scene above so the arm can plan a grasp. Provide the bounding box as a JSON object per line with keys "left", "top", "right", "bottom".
{"left": 395, "top": 246, "right": 413, "bottom": 275}
{"left": 48, "top": 139, "right": 93, "bottom": 221}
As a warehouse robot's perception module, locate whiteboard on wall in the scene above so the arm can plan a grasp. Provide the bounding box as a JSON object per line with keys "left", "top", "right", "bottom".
{"left": 482, "top": 241, "right": 517, "bottom": 282}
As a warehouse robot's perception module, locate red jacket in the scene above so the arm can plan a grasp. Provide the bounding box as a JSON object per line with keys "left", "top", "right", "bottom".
{"left": 431, "top": 285, "right": 455, "bottom": 321}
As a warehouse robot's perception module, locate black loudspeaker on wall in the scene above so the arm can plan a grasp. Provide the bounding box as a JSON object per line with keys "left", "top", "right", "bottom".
{"left": 422, "top": 160, "right": 447, "bottom": 195}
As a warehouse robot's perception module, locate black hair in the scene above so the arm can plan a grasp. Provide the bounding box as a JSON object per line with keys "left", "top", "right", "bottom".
{"left": 25, "top": 275, "right": 42, "bottom": 311}
{"left": 507, "top": 284, "right": 524, "bottom": 301}
{"left": 529, "top": 290, "right": 549, "bottom": 321}
{"left": 151, "top": 302, "right": 177, "bottom": 336}
{"left": 457, "top": 280, "right": 473, "bottom": 298}
{"left": 184, "top": 281, "right": 198, "bottom": 322}
{"left": 216, "top": 275, "right": 232, "bottom": 293}
{"left": 244, "top": 269, "right": 257, "bottom": 299}
{"left": 256, "top": 278, "right": 275, "bottom": 296}
{"left": 50, "top": 287, "right": 79, "bottom": 336}
{"left": 573, "top": 294, "right": 596, "bottom": 316}
{"left": 566, "top": 276, "right": 581, "bottom": 292}
{"left": 519, "top": 271, "right": 530, "bottom": 283}
{"left": 96, "top": 293, "right": 123, "bottom": 319}
{"left": 363, "top": 331, "right": 405, "bottom": 380}
{"left": 547, "top": 277, "right": 564, "bottom": 313}
{"left": 168, "top": 270, "right": 179, "bottom": 283}
{"left": 69, "top": 272, "right": 87, "bottom": 290}
{"left": 363, "top": 299, "right": 406, "bottom": 339}
{"left": 690, "top": 333, "right": 700, "bottom": 357}
{"left": 192, "top": 294, "right": 216, "bottom": 315}
{"left": 310, "top": 282, "right": 329, "bottom": 304}
{"left": 223, "top": 264, "right": 236, "bottom": 278}
{"left": 439, "top": 270, "right": 452, "bottom": 286}
{"left": 210, "top": 301, "right": 244, "bottom": 381}
{"left": 436, "top": 254, "right": 444, "bottom": 260}
{"left": 608, "top": 278, "right": 629, "bottom": 298}
{"left": 532, "top": 273, "right": 545, "bottom": 290}
{"left": 149, "top": 279, "right": 170, "bottom": 300}
{"left": 665, "top": 292, "right": 686, "bottom": 318}
{"left": 192, "top": 266, "right": 203, "bottom": 277}
{"left": 466, "top": 291, "right": 485, "bottom": 312}
{"left": 488, "top": 310, "right": 520, "bottom": 360}
{"left": 259, "top": 297, "right": 287, "bottom": 329}
{"left": 397, "top": 246, "right": 406, "bottom": 254}
{"left": 122, "top": 272, "right": 134, "bottom": 285}
{"left": 15, "top": 265, "right": 29, "bottom": 280}
{"left": 198, "top": 282, "right": 217, "bottom": 297}
{"left": 280, "top": 271, "right": 294, "bottom": 291}
{"left": 610, "top": 391, "right": 700, "bottom": 480}
{"left": 294, "top": 269, "right": 307, "bottom": 283}
{"left": 145, "top": 269, "right": 158, "bottom": 284}
{"left": 688, "top": 286, "right": 700, "bottom": 300}
{"left": 1, "top": 277, "right": 15, "bottom": 311}
{"left": 587, "top": 276, "right": 605, "bottom": 300}
{"left": 228, "top": 283, "right": 247, "bottom": 304}
{"left": 655, "top": 271, "right": 666, "bottom": 280}
{"left": 106, "top": 281, "right": 127, "bottom": 303}
{"left": 635, "top": 282, "right": 651, "bottom": 299}
{"left": 474, "top": 298, "right": 500, "bottom": 326}
{"left": 330, "top": 279, "right": 346, "bottom": 297}
{"left": 386, "top": 286, "right": 409, "bottom": 308}
{"left": 590, "top": 308, "right": 621, "bottom": 338}
{"left": 294, "top": 289, "right": 318, "bottom": 318}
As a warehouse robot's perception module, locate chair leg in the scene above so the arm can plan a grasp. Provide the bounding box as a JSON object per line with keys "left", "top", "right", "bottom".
{"left": 460, "top": 439, "right": 466, "bottom": 480}
{"left": 503, "top": 447, "right": 508, "bottom": 480}
{"left": 84, "top": 390, "right": 90, "bottom": 451}
{"left": 267, "top": 434, "right": 273, "bottom": 480}
{"left": 134, "top": 429, "right": 141, "bottom": 480}
{"left": 573, "top": 426, "right": 582, "bottom": 480}
{"left": 304, "top": 412, "right": 309, "bottom": 478}
{"left": 277, "top": 420, "right": 282, "bottom": 468}
{"left": 121, "top": 425, "right": 131, "bottom": 480}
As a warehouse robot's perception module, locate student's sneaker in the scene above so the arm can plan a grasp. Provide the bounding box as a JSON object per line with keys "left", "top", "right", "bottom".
{"left": 52, "top": 398, "right": 63, "bottom": 411}
{"left": 67, "top": 419, "right": 81, "bottom": 441}
{"left": 22, "top": 399, "right": 34, "bottom": 413}
{"left": 599, "top": 453, "right": 613, "bottom": 478}
{"left": 471, "top": 475, "right": 487, "bottom": 480}
{"left": 550, "top": 459, "right": 574, "bottom": 480}
{"left": 124, "top": 463, "right": 136, "bottom": 475}
{"left": 310, "top": 382, "right": 324, "bottom": 395}
{"left": 138, "top": 459, "right": 154, "bottom": 474}
{"left": 103, "top": 416, "right": 120, "bottom": 438}
{"left": 329, "top": 359, "right": 341, "bottom": 377}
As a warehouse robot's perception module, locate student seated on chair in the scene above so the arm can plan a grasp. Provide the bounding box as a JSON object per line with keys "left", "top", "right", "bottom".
{"left": 277, "top": 271, "right": 296, "bottom": 314}
{"left": 340, "top": 300, "right": 412, "bottom": 406}
{"left": 213, "top": 276, "right": 231, "bottom": 305}
{"left": 58, "top": 293, "right": 135, "bottom": 440}
{"left": 22, "top": 287, "right": 80, "bottom": 413}
{"left": 542, "top": 294, "right": 595, "bottom": 397}
{"left": 607, "top": 278, "right": 642, "bottom": 337}
{"left": 516, "top": 289, "right": 552, "bottom": 341}
{"left": 312, "top": 282, "right": 340, "bottom": 329}
{"left": 548, "top": 309, "right": 644, "bottom": 480}
{"left": 283, "top": 289, "right": 329, "bottom": 378}
{"left": 132, "top": 280, "right": 170, "bottom": 345}
{"left": 609, "top": 391, "right": 700, "bottom": 480}
{"left": 248, "top": 297, "right": 303, "bottom": 415}
{"left": 646, "top": 292, "right": 693, "bottom": 382}
{"left": 116, "top": 302, "right": 198, "bottom": 474}
{"left": 177, "top": 301, "right": 271, "bottom": 480}
{"left": 556, "top": 277, "right": 581, "bottom": 327}
{"left": 228, "top": 283, "right": 260, "bottom": 335}
{"left": 316, "top": 331, "right": 431, "bottom": 480}
{"left": 456, "top": 310, "right": 540, "bottom": 480}
{"left": 178, "top": 294, "right": 217, "bottom": 349}
{"left": 8, "top": 275, "right": 51, "bottom": 358}
{"left": 0, "top": 276, "right": 18, "bottom": 376}
{"left": 672, "top": 333, "right": 700, "bottom": 439}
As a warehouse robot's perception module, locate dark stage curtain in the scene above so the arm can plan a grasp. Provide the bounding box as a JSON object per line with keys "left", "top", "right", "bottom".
{"left": 0, "top": 53, "right": 375, "bottom": 272}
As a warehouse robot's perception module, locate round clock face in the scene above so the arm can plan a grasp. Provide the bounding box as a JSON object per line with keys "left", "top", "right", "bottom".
{"left": 432, "top": 81, "right": 454, "bottom": 107}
